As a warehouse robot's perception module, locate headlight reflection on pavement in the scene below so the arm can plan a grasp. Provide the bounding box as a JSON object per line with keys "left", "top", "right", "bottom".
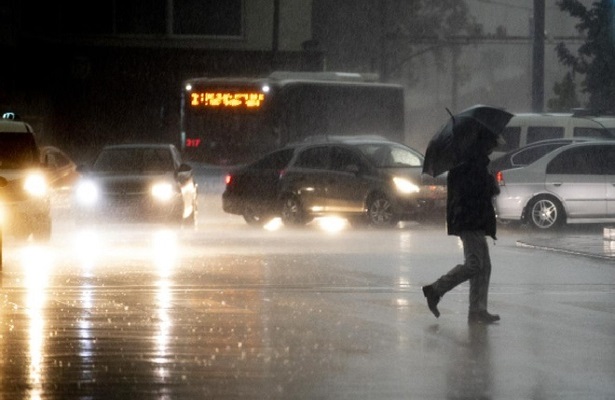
{"left": 151, "top": 230, "right": 178, "bottom": 276}
{"left": 316, "top": 216, "right": 349, "bottom": 233}
{"left": 151, "top": 230, "right": 177, "bottom": 379}
{"left": 21, "top": 244, "right": 53, "bottom": 400}
{"left": 73, "top": 230, "right": 102, "bottom": 274}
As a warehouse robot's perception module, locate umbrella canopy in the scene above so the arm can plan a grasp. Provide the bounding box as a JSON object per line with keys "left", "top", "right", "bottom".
{"left": 422, "top": 105, "right": 513, "bottom": 177}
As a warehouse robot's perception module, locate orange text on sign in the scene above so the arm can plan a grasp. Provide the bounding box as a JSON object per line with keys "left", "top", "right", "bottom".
{"left": 190, "top": 92, "right": 265, "bottom": 108}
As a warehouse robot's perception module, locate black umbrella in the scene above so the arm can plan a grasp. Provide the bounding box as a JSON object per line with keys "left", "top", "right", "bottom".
{"left": 422, "top": 105, "right": 513, "bottom": 177}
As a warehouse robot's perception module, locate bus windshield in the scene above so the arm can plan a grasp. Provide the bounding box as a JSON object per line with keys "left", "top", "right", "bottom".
{"left": 184, "top": 110, "right": 274, "bottom": 165}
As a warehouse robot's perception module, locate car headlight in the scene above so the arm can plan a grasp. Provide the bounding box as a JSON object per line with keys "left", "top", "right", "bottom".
{"left": 393, "top": 177, "right": 420, "bottom": 194}
{"left": 151, "top": 182, "right": 175, "bottom": 202}
{"left": 76, "top": 180, "right": 99, "bottom": 205}
{"left": 24, "top": 173, "right": 48, "bottom": 197}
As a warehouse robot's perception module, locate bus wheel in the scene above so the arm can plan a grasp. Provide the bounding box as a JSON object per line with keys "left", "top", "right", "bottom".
{"left": 281, "top": 195, "right": 305, "bottom": 226}
{"left": 366, "top": 194, "right": 398, "bottom": 228}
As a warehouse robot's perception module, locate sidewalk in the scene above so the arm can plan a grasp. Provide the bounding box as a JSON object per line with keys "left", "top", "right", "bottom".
{"left": 516, "top": 227, "right": 615, "bottom": 261}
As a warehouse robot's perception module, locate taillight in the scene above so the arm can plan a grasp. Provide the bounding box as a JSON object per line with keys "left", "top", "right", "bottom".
{"left": 225, "top": 174, "right": 233, "bottom": 186}
{"left": 495, "top": 171, "right": 504, "bottom": 186}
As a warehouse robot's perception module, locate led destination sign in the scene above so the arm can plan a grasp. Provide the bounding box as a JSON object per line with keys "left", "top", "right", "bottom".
{"left": 190, "top": 92, "right": 266, "bottom": 109}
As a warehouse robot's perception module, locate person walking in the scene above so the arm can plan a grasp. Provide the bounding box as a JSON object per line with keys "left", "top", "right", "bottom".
{"left": 422, "top": 135, "right": 501, "bottom": 324}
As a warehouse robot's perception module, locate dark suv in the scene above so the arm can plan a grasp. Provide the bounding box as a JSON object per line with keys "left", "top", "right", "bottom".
{"left": 222, "top": 136, "right": 446, "bottom": 227}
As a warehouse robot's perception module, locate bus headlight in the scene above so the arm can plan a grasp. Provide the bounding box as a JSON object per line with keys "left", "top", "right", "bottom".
{"left": 393, "top": 177, "right": 420, "bottom": 194}
{"left": 76, "top": 180, "right": 99, "bottom": 205}
{"left": 151, "top": 182, "right": 175, "bottom": 202}
{"left": 24, "top": 173, "right": 48, "bottom": 197}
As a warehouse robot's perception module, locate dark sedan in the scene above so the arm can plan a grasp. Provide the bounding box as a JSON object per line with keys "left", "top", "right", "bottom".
{"left": 74, "top": 144, "right": 198, "bottom": 225}
{"left": 223, "top": 137, "right": 446, "bottom": 228}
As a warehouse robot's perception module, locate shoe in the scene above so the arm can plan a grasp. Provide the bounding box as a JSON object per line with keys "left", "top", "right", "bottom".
{"left": 468, "top": 310, "right": 500, "bottom": 324}
{"left": 422, "top": 285, "right": 440, "bottom": 318}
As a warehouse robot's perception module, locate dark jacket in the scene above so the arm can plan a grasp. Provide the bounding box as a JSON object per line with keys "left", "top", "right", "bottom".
{"left": 446, "top": 154, "right": 500, "bottom": 239}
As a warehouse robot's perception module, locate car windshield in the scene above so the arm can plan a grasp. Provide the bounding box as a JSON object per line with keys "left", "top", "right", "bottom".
{"left": 92, "top": 147, "right": 174, "bottom": 173}
{"left": 0, "top": 133, "right": 38, "bottom": 169}
{"left": 356, "top": 143, "right": 422, "bottom": 168}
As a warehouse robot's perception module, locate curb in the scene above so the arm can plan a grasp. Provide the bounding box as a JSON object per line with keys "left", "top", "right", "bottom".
{"left": 516, "top": 239, "right": 615, "bottom": 261}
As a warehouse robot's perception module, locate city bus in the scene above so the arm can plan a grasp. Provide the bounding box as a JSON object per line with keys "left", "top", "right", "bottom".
{"left": 180, "top": 71, "right": 405, "bottom": 165}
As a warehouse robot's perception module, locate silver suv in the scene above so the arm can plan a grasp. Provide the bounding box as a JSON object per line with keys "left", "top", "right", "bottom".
{"left": 0, "top": 114, "right": 51, "bottom": 240}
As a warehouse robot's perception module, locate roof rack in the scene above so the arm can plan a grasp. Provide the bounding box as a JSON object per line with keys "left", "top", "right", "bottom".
{"left": 268, "top": 71, "right": 380, "bottom": 83}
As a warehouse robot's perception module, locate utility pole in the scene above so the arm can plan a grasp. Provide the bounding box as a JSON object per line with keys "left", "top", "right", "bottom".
{"left": 451, "top": 46, "right": 460, "bottom": 112}
{"left": 379, "top": 0, "right": 389, "bottom": 82}
{"left": 532, "top": 0, "right": 545, "bottom": 112}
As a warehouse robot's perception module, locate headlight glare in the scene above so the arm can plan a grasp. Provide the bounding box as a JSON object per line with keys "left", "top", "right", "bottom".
{"left": 151, "top": 182, "right": 175, "bottom": 202}
{"left": 76, "top": 180, "right": 99, "bottom": 205}
{"left": 393, "top": 177, "right": 420, "bottom": 194}
{"left": 24, "top": 173, "right": 48, "bottom": 197}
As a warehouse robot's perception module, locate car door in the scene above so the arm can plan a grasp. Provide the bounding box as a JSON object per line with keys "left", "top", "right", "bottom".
{"left": 545, "top": 145, "right": 606, "bottom": 218}
{"left": 284, "top": 146, "right": 331, "bottom": 212}
{"left": 235, "top": 149, "right": 294, "bottom": 212}
{"left": 326, "top": 146, "right": 370, "bottom": 213}
{"left": 602, "top": 145, "right": 615, "bottom": 216}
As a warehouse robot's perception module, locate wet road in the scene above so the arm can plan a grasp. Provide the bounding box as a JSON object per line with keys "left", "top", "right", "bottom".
{"left": 0, "top": 194, "right": 614, "bottom": 399}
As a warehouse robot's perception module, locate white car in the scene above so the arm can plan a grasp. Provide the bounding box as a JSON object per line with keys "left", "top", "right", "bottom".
{"left": 494, "top": 140, "right": 615, "bottom": 229}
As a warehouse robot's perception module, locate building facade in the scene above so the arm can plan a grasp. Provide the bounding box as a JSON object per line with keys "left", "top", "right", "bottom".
{"left": 0, "top": 0, "right": 593, "bottom": 156}
{"left": 0, "top": 0, "right": 316, "bottom": 160}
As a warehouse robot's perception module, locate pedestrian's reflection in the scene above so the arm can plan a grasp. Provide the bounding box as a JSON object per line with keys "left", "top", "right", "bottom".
{"left": 446, "top": 324, "right": 493, "bottom": 400}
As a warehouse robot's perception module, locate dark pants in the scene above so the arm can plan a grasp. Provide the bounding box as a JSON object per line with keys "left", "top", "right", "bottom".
{"left": 432, "top": 231, "right": 492, "bottom": 313}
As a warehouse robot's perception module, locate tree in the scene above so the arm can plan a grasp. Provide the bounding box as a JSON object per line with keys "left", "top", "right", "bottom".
{"left": 382, "top": 0, "right": 482, "bottom": 82}
{"left": 556, "top": 0, "right": 615, "bottom": 112}
{"left": 547, "top": 72, "right": 580, "bottom": 112}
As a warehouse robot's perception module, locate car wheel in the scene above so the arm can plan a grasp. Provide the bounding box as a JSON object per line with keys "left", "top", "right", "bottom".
{"left": 281, "top": 195, "right": 305, "bottom": 226}
{"left": 526, "top": 196, "right": 564, "bottom": 230}
{"left": 366, "top": 193, "right": 398, "bottom": 228}
{"left": 243, "top": 208, "right": 271, "bottom": 227}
